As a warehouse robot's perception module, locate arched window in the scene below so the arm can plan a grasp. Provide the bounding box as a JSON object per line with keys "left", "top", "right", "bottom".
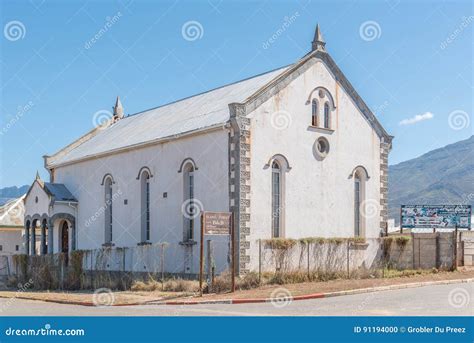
{"left": 104, "top": 176, "right": 113, "bottom": 244}
{"left": 354, "top": 172, "right": 362, "bottom": 237}
{"left": 311, "top": 99, "right": 318, "bottom": 126}
{"left": 183, "top": 163, "right": 195, "bottom": 241}
{"left": 271, "top": 161, "right": 282, "bottom": 238}
{"left": 324, "top": 102, "right": 330, "bottom": 129}
{"left": 140, "top": 170, "right": 151, "bottom": 242}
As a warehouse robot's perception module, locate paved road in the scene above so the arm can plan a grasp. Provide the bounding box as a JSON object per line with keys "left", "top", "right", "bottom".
{"left": 0, "top": 282, "right": 472, "bottom": 316}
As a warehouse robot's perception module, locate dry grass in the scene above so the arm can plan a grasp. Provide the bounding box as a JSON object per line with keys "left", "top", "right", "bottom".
{"left": 201, "top": 268, "right": 474, "bottom": 300}
{"left": 130, "top": 278, "right": 200, "bottom": 293}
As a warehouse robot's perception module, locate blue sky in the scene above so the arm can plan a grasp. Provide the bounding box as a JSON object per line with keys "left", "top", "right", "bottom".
{"left": 0, "top": 0, "right": 472, "bottom": 188}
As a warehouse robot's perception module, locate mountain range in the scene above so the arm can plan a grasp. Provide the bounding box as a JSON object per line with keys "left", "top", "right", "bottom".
{"left": 0, "top": 185, "right": 29, "bottom": 206}
{"left": 388, "top": 135, "right": 474, "bottom": 223}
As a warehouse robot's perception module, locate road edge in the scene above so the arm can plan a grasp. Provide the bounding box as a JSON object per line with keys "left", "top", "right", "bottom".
{"left": 159, "top": 278, "right": 473, "bottom": 306}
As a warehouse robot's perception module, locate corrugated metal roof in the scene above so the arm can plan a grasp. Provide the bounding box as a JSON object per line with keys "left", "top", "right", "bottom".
{"left": 44, "top": 183, "right": 77, "bottom": 202}
{"left": 49, "top": 66, "right": 289, "bottom": 166}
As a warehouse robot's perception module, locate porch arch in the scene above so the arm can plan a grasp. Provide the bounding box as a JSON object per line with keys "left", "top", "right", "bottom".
{"left": 50, "top": 213, "right": 76, "bottom": 253}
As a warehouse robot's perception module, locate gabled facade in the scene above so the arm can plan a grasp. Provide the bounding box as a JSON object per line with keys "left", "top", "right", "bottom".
{"left": 24, "top": 25, "right": 392, "bottom": 275}
{"left": 23, "top": 173, "right": 77, "bottom": 255}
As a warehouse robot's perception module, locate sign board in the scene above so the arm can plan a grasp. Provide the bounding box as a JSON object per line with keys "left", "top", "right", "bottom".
{"left": 199, "top": 211, "right": 235, "bottom": 295}
{"left": 401, "top": 205, "right": 472, "bottom": 229}
{"left": 202, "top": 211, "right": 231, "bottom": 235}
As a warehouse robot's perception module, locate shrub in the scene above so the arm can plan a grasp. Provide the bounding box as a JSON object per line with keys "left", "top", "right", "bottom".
{"left": 395, "top": 235, "right": 411, "bottom": 247}
{"left": 267, "top": 271, "right": 308, "bottom": 285}
{"left": 131, "top": 278, "right": 199, "bottom": 293}
{"left": 208, "top": 271, "right": 261, "bottom": 293}
{"left": 131, "top": 278, "right": 161, "bottom": 292}
{"left": 12, "top": 254, "right": 28, "bottom": 282}
{"left": 298, "top": 237, "right": 366, "bottom": 245}
{"left": 238, "top": 272, "right": 260, "bottom": 290}
{"left": 163, "top": 279, "right": 199, "bottom": 293}
{"left": 263, "top": 238, "right": 297, "bottom": 250}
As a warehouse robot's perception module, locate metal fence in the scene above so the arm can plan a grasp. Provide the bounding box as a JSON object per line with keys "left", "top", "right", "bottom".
{"left": 3, "top": 232, "right": 471, "bottom": 291}
{"left": 7, "top": 240, "right": 232, "bottom": 290}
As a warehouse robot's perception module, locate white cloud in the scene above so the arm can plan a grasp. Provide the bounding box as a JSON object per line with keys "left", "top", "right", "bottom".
{"left": 399, "top": 112, "right": 434, "bottom": 126}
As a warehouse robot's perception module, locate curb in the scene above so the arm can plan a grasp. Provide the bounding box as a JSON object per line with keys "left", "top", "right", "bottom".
{"left": 157, "top": 277, "right": 474, "bottom": 306}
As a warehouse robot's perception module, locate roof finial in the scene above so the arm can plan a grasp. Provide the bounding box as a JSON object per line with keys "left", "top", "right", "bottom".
{"left": 312, "top": 24, "right": 326, "bottom": 51}
{"left": 113, "top": 96, "right": 124, "bottom": 120}
{"left": 35, "top": 170, "right": 41, "bottom": 180}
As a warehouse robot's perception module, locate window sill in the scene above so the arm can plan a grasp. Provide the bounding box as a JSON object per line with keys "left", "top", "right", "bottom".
{"left": 179, "top": 240, "right": 197, "bottom": 246}
{"left": 137, "top": 241, "right": 152, "bottom": 246}
{"left": 307, "top": 126, "right": 335, "bottom": 134}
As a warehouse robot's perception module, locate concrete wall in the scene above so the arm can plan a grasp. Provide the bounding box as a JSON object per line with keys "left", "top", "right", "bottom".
{"left": 52, "top": 128, "right": 230, "bottom": 275}
{"left": 461, "top": 231, "right": 474, "bottom": 266}
{"left": 386, "top": 233, "right": 458, "bottom": 270}
{"left": 247, "top": 59, "right": 382, "bottom": 270}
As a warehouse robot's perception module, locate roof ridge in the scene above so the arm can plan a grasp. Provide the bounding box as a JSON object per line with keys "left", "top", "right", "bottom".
{"left": 124, "top": 64, "right": 291, "bottom": 119}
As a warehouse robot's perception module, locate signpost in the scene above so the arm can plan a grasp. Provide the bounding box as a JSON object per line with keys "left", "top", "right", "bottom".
{"left": 400, "top": 205, "right": 472, "bottom": 230}
{"left": 199, "top": 211, "right": 235, "bottom": 295}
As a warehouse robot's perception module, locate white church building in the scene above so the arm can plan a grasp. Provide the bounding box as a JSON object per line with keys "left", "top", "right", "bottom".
{"left": 23, "top": 25, "right": 392, "bottom": 274}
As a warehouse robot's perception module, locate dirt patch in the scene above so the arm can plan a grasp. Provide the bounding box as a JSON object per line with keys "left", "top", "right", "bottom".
{"left": 199, "top": 268, "right": 474, "bottom": 300}
{"left": 0, "top": 289, "right": 192, "bottom": 306}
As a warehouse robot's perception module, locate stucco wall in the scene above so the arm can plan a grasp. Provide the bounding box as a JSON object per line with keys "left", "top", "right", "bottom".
{"left": 247, "top": 59, "right": 382, "bottom": 269}
{"left": 24, "top": 182, "right": 49, "bottom": 217}
{"left": 0, "top": 230, "right": 23, "bottom": 256}
{"left": 52, "top": 128, "right": 230, "bottom": 274}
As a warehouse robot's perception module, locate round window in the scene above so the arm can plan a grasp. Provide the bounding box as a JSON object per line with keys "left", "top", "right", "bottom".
{"left": 313, "top": 137, "right": 330, "bottom": 160}
{"left": 317, "top": 139, "right": 327, "bottom": 154}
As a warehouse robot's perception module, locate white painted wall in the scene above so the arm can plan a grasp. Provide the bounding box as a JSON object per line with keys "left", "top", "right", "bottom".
{"left": 0, "top": 229, "right": 22, "bottom": 256}
{"left": 52, "top": 128, "right": 230, "bottom": 274}
{"left": 24, "top": 182, "right": 49, "bottom": 217}
{"left": 247, "top": 59, "right": 382, "bottom": 269}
